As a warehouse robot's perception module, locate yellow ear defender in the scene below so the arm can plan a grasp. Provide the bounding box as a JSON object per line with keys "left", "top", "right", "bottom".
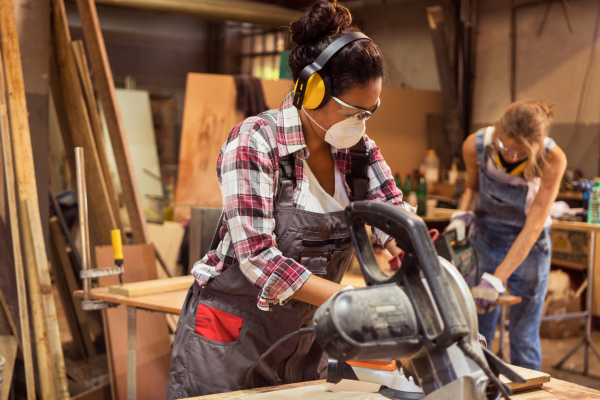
{"left": 292, "top": 32, "right": 372, "bottom": 110}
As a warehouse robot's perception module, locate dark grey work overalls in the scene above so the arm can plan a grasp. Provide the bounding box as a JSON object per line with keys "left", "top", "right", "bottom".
{"left": 166, "top": 117, "right": 371, "bottom": 399}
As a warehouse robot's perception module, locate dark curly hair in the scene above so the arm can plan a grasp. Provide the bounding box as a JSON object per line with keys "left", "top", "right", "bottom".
{"left": 288, "top": 0, "right": 385, "bottom": 101}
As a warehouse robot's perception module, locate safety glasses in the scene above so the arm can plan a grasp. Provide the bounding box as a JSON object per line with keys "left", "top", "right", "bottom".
{"left": 332, "top": 96, "right": 380, "bottom": 121}
{"left": 495, "top": 138, "right": 529, "bottom": 160}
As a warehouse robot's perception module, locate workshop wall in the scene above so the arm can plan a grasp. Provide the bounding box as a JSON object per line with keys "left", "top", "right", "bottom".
{"left": 348, "top": 0, "right": 450, "bottom": 91}
{"left": 473, "top": 0, "right": 600, "bottom": 177}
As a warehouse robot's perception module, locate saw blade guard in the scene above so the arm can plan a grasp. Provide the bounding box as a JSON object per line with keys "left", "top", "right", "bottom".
{"left": 344, "top": 201, "right": 469, "bottom": 350}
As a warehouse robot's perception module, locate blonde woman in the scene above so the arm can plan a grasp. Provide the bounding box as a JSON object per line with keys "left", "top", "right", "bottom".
{"left": 454, "top": 101, "right": 566, "bottom": 370}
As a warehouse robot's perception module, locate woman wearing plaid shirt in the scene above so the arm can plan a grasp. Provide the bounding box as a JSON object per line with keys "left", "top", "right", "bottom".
{"left": 166, "top": 1, "right": 413, "bottom": 398}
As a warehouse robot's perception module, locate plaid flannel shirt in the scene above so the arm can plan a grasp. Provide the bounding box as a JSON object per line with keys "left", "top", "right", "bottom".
{"left": 192, "top": 92, "right": 414, "bottom": 311}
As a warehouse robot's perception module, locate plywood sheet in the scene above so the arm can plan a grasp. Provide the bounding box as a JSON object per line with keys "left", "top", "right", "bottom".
{"left": 0, "top": 335, "right": 17, "bottom": 400}
{"left": 101, "top": 89, "right": 164, "bottom": 213}
{"left": 147, "top": 221, "right": 184, "bottom": 278}
{"left": 174, "top": 74, "right": 443, "bottom": 222}
{"left": 96, "top": 244, "right": 171, "bottom": 400}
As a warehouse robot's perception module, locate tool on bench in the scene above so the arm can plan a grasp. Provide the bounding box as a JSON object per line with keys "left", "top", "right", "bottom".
{"left": 435, "top": 225, "right": 479, "bottom": 287}
{"left": 313, "top": 201, "right": 524, "bottom": 400}
{"left": 75, "top": 147, "right": 121, "bottom": 310}
{"left": 111, "top": 229, "right": 124, "bottom": 285}
{"left": 245, "top": 201, "right": 523, "bottom": 399}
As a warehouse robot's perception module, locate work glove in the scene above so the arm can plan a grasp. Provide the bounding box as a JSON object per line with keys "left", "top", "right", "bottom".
{"left": 471, "top": 273, "right": 505, "bottom": 314}
{"left": 445, "top": 211, "right": 475, "bottom": 242}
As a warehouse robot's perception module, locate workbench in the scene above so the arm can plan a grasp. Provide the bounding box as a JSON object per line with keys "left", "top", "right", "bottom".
{"left": 75, "top": 275, "right": 365, "bottom": 400}
{"left": 178, "top": 376, "right": 600, "bottom": 400}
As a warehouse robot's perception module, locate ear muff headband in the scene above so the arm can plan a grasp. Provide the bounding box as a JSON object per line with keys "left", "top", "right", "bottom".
{"left": 293, "top": 32, "right": 372, "bottom": 110}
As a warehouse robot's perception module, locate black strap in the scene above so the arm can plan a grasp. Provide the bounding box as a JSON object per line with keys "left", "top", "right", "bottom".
{"left": 210, "top": 119, "right": 371, "bottom": 251}
{"left": 345, "top": 138, "right": 371, "bottom": 201}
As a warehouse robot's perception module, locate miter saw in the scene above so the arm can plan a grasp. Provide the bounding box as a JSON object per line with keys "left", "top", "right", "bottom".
{"left": 313, "top": 201, "right": 524, "bottom": 400}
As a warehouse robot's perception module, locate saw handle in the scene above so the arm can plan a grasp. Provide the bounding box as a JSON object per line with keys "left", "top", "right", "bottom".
{"left": 345, "top": 201, "right": 469, "bottom": 350}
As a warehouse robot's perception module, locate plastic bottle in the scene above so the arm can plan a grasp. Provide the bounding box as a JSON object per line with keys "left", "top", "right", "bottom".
{"left": 448, "top": 159, "right": 459, "bottom": 184}
{"left": 423, "top": 149, "right": 440, "bottom": 183}
{"left": 588, "top": 181, "right": 600, "bottom": 224}
{"left": 394, "top": 171, "right": 401, "bottom": 189}
{"left": 417, "top": 172, "right": 427, "bottom": 217}
{"left": 404, "top": 171, "right": 413, "bottom": 196}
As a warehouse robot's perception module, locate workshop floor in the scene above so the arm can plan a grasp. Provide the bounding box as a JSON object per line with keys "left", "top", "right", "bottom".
{"left": 491, "top": 330, "right": 600, "bottom": 390}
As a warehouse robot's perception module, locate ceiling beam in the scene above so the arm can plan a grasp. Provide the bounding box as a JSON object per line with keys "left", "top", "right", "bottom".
{"left": 87, "top": 0, "right": 301, "bottom": 27}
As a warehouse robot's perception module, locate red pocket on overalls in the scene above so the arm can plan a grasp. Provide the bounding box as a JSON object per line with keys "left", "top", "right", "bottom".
{"left": 195, "top": 303, "right": 244, "bottom": 343}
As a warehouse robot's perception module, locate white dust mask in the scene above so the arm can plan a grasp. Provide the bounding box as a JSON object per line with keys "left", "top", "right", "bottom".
{"left": 303, "top": 107, "right": 365, "bottom": 149}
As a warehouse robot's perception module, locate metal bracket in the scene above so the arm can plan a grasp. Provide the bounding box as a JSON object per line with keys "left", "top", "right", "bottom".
{"left": 80, "top": 267, "right": 123, "bottom": 279}
{"left": 81, "top": 300, "right": 119, "bottom": 310}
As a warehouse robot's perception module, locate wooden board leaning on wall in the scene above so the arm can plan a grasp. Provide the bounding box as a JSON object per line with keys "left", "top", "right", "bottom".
{"left": 174, "top": 73, "right": 443, "bottom": 222}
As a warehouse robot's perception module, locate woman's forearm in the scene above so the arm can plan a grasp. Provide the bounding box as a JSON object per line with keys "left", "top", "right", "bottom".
{"left": 493, "top": 224, "right": 543, "bottom": 282}
{"left": 291, "top": 275, "right": 344, "bottom": 306}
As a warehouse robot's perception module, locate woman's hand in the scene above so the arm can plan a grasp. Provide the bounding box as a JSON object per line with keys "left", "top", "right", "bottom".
{"left": 471, "top": 273, "right": 505, "bottom": 314}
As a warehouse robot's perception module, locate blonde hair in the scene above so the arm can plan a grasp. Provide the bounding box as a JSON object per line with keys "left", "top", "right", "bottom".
{"left": 491, "top": 100, "right": 555, "bottom": 181}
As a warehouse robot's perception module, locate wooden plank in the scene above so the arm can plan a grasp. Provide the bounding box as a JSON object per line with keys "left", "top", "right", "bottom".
{"left": 49, "top": 50, "right": 76, "bottom": 179}
{"left": 0, "top": 335, "right": 17, "bottom": 400}
{"left": 74, "top": 287, "right": 188, "bottom": 315}
{"left": 0, "top": 12, "right": 36, "bottom": 399}
{"left": 174, "top": 74, "right": 244, "bottom": 221}
{"left": 24, "top": 197, "right": 70, "bottom": 399}
{"left": 49, "top": 217, "right": 96, "bottom": 357}
{"left": 21, "top": 198, "right": 57, "bottom": 400}
{"left": 75, "top": 0, "right": 150, "bottom": 245}
{"left": 503, "top": 365, "right": 549, "bottom": 392}
{"left": 95, "top": 244, "right": 171, "bottom": 400}
{"left": 71, "top": 40, "right": 122, "bottom": 232}
{"left": 147, "top": 221, "right": 185, "bottom": 277}
{"left": 51, "top": 0, "right": 118, "bottom": 248}
{"left": 108, "top": 276, "right": 194, "bottom": 297}
{"left": 70, "top": 383, "right": 111, "bottom": 400}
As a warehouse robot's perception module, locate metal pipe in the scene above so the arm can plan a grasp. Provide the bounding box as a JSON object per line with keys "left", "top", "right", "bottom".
{"left": 89, "top": 0, "right": 301, "bottom": 27}
{"left": 76, "top": 147, "right": 92, "bottom": 302}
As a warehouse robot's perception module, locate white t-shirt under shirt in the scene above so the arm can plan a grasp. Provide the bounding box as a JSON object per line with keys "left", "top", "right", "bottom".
{"left": 303, "top": 160, "right": 350, "bottom": 213}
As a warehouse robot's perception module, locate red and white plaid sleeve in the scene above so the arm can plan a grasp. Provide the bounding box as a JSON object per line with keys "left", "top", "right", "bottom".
{"left": 218, "top": 118, "right": 311, "bottom": 311}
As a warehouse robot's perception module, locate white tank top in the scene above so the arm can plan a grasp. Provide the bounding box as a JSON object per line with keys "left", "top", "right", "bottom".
{"left": 303, "top": 161, "right": 350, "bottom": 213}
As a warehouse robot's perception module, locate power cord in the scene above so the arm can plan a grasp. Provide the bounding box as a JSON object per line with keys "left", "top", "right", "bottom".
{"left": 244, "top": 327, "right": 314, "bottom": 389}
{"left": 457, "top": 339, "right": 512, "bottom": 400}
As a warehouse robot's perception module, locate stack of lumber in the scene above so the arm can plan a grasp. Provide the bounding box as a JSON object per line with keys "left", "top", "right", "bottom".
{"left": 0, "top": 0, "right": 177, "bottom": 398}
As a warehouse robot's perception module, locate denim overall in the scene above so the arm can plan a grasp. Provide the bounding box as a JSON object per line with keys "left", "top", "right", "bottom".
{"left": 469, "top": 129, "right": 551, "bottom": 371}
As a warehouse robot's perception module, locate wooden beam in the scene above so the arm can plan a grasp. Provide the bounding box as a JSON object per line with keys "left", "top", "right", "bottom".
{"left": 108, "top": 276, "right": 194, "bottom": 297}
{"left": 21, "top": 198, "right": 56, "bottom": 400}
{"left": 0, "top": 335, "right": 18, "bottom": 400}
{"left": 75, "top": 0, "right": 150, "bottom": 245}
{"left": 24, "top": 197, "right": 70, "bottom": 399}
{"left": 71, "top": 40, "right": 122, "bottom": 231}
{"left": 0, "top": 48, "right": 34, "bottom": 398}
{"left": 51, "top": 0, "right": 117, "bottom": 247}
{"left": 78, "top": 0, "right": 300, "bottom": 27}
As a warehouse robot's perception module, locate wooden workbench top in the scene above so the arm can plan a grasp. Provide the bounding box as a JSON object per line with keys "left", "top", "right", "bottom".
{"left": 74, "top": 275, "right": 368, "bottom": 314}
{"left": 180, "top": 376, "right": 600, "bottom": 399}
{"left": 551, "top": 219, "right": 600, "bottom": 233}
{"left": 74, "top": 286, "right": 188, "bottom": 314}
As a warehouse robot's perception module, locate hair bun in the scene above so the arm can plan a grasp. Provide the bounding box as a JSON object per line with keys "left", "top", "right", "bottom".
{"left": 290, "top": 0, "right": 353, "bottom": 46}
{"left": 535, "top": 101, "right": 555, "bottom": 119}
